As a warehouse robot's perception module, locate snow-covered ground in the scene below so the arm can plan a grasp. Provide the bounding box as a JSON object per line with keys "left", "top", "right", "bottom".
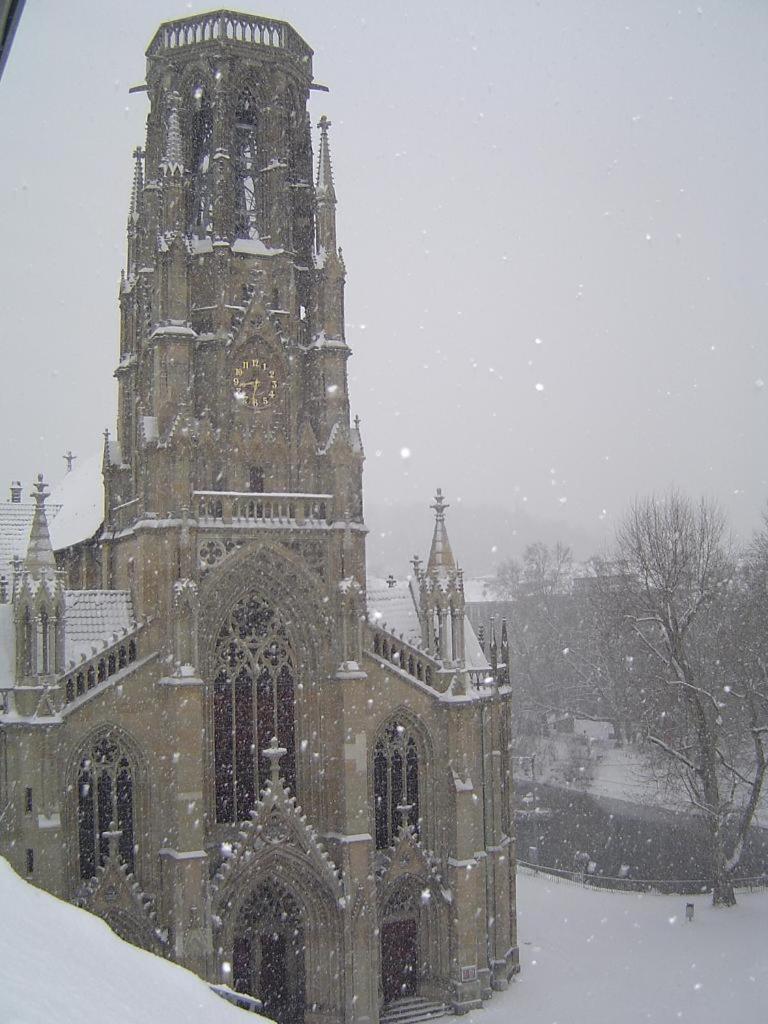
{"left": 0, "top": 858, "right": 259, "bottom": 1024}
{"left": 2, "top": 855, "right": 766, "bottom": 1023}
{"left": 468, "top": 869, "right": 768, "bottom": 1024}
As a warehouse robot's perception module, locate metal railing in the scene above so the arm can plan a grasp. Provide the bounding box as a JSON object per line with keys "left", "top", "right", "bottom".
{"left": 517, "top": 860, "right": 768, "bottom": 895}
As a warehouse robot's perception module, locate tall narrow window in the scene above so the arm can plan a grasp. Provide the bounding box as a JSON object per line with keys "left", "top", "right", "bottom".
{"left": 234, "top": 89, "right": 260, "bottom": 239}
{"left": 213, "top": 594, "right": 297, "bottom": 823}
{"left": 373, "top": 722, "right": 421, "bottom": 850}
{"left": 189, "top": 86, "right": 213, "bottom": 234}
{"left": 22, "top": 607, "right": 32, "bottom": 675}
{"left": 40, "top": 609, "right": 49, "bottom": 673}
{"left": 249, "top": 466, "right": 265, "bottom": 493}
{"left": 77, "top": 733, "right": 135, "bottom": 880}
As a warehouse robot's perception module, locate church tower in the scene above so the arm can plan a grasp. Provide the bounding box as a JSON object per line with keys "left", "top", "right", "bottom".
{"left": 109, "top": 10, "right": 363, "bottom": 608}
{"left": 0, "top": 14, "right": 517, "bottom": 1024}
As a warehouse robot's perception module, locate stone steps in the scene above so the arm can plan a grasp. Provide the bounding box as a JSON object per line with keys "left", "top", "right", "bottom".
{"left": 381, "top": 997, "right": 452, "bottom": 1024}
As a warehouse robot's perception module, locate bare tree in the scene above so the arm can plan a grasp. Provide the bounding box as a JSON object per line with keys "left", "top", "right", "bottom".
{"left": 489, "top": 557, "right": 522, "bottom": 600}
{"left": 615, "top": 493, "right": 768, "bottom": 906}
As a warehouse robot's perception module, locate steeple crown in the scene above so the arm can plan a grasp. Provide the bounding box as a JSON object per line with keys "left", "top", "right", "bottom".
{"left": 145, "top": 11, "right": 314, "bottom": 82}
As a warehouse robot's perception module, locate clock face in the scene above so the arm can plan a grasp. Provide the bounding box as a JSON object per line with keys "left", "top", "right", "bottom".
{"left": 233, "top": 357, "right": 279, "bottom": 409}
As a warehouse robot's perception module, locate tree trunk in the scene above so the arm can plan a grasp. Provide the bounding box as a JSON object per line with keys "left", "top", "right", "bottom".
{"left": 710, "top": 822, "right": 737, "bottom": 907}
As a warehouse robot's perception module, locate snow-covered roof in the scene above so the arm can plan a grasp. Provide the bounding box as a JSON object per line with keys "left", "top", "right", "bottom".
{"left": 0, "top": 456, "right": 104, "bottom": 576}
{"left": 367, "top": 577, "right": 423, "bottom": 646}
{"left": 574, "top": 718, "right": 615, "bottom": 742}
{"left": 48, "top": 453, "right": 104, "bottom": 551}
{"left": 463, "top": 577, "right": 495, "bottom": 603}
{"left": 463, "top": 614, "right": 491, "bottom": 673}
{"left": 64, "top": 590, "right": 135, "bottom": 664}
{"left": 0, "top": 500, "right": 60, "bottom": 580}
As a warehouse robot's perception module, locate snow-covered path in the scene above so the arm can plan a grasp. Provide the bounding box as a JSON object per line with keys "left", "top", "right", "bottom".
{"left": 467, "top": 870, "right": 768, "bottom": 1024}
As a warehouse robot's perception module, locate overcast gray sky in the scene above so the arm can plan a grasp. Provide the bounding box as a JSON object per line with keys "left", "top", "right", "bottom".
{"left": 1, "top": 0, "right": 766, "bottom": 573}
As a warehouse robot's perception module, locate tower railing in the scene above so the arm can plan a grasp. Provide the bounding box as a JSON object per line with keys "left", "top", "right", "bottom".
{"left": 146, "top": 11, "right": 313, "bottom": 69}
{"left": 59, "top": 630, "right": 141, "bottom": 711}
{"left": 369, "top": 623, "right": 442, "bottom": 691}
{"left": 194, "top": 490, "right": 332, "bottom": 526}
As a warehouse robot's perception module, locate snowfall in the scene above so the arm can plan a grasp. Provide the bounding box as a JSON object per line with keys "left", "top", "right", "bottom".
{"left": 2, "top": 858, "right": 767, "bottom": 1024}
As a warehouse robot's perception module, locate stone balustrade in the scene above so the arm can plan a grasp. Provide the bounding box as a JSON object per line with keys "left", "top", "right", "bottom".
{"left": 61, "top": 631, "right": 140, "bottom": 709}
{"left": 146, "top": 11, "right": 313, "bottom": 70}
{"left": 370, "top": 624, "right": 440, "bottom": 690}
{"left": 194, "top": 491, "right": 332, "bottom": 526}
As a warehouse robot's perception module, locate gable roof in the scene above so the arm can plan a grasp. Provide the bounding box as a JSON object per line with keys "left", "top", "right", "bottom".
{"left": 64, "top": 590, "right": 136, "bottom": 664}
{"left": 366, "top": 577, "right": 423, "bottom": 646}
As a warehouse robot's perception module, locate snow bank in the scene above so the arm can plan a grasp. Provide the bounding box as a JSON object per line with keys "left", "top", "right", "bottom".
{"left": 467, "top": 870, "right": 768, "bottom": 1024}
{"left": 0, "top": 857, "right": 263, "bottom": 1024}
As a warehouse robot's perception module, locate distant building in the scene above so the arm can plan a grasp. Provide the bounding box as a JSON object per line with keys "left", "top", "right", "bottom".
{"left": 0, "top": 12, "right": 518, "bottom": 1024}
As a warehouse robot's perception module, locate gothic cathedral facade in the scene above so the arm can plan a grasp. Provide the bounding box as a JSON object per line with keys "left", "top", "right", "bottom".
{"left": 0, "top": 13, "right": 518, "bottom": 1023}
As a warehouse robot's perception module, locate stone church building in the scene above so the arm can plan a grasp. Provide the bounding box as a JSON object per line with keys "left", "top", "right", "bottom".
{"left": 0, "top": 12, "right": 518, "bottom": 1023}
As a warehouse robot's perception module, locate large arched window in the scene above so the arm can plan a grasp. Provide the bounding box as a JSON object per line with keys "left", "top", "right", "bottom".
{"left": 374, "top": 721, "right": 420, "bottom": 850}
{"left": 188, "top": 85, "right": 213, "bottom": 233}
{"left": 213, "top": 594, "right": 296, "bottom": 823}
{"left": 77, "top": 732, "right": 135, "bottom": 879}
{"left": 234, "top": 88, "right": 260, "bottom": 239}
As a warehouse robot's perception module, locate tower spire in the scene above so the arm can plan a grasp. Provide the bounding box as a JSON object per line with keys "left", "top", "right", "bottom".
{"left": 25, "top": 475, "right": 56, "bottom": 576}
{"left": 315, "top": 115, "right": 337, "bottom": 253}
{"left": 427, "top": 488, "right": 457, "bottom": 574}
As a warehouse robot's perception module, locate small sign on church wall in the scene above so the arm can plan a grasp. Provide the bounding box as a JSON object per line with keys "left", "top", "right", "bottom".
{"left": 461, "top": 965, "right": 477, "bottom": 982}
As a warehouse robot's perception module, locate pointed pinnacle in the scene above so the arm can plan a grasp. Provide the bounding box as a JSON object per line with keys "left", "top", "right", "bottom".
{"left": 316, "top": 115, "right": 336, "bottom": 201}
{"left": 130, "top": 147, "right": 144, "bottom": 221}
{"left": 25, "top": 474, "right": 56, "bottom": 575}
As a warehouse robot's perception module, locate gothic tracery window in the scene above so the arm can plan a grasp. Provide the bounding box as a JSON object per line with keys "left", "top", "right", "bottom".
{"left": 213, "top": 594, "right": 296, "bottom": 823}
{"left": 374, "top": 722, "right": 420, "bottom": 850}
{"left": 234, "top": 89, "right": 260, "bottom": 239}
{"left": 189, "top": 85, "right": 213, "bottom": 234}
{"left": 77, "top": 733, "right": 135, "bottom": 879}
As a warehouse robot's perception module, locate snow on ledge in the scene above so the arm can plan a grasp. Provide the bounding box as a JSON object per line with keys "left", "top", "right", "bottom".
{"left": 232, "top": 237, "right": 284, "bottom": 257}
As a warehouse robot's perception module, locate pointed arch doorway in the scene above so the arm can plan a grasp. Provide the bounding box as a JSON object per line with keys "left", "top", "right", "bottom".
{"left": 381, "top": 884, "right": 420, "bottom": 1004}
{"left": 233, "top": 881, "right": 306, "bottom": 1024}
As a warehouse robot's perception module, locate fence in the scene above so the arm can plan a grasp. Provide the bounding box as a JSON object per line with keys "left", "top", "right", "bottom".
{"left": 517, "top": 859, "right": 768, "bottom": 896}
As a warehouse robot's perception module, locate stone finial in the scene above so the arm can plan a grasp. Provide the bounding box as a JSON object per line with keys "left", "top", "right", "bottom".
{"left": 263, "top": 735, "right": 288, "bottom": 787}
{"left": 63, "top": 450, "right": 77, "bottom": 473}
{"left": 101, "top": 823, "right": 124, "bottom": 864}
